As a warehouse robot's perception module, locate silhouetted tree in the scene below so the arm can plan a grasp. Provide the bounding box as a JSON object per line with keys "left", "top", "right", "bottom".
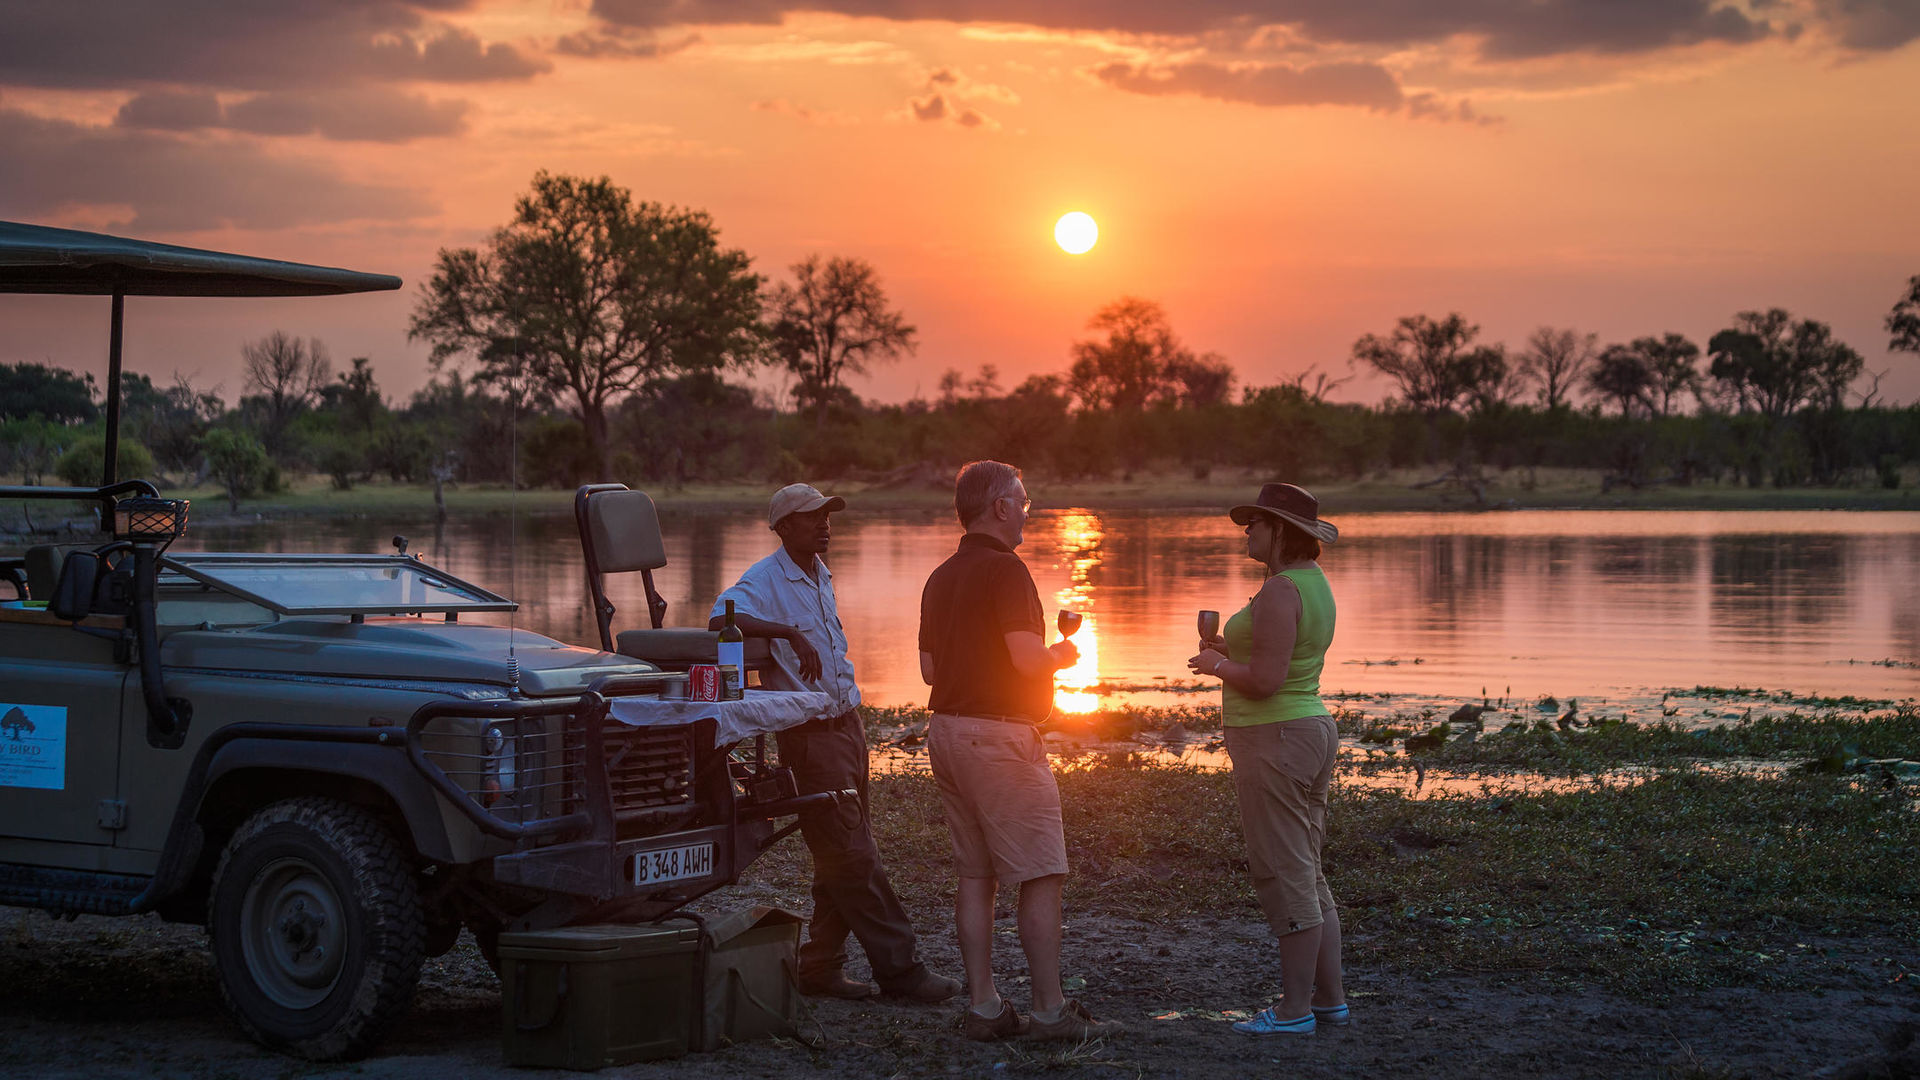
{"left": 766, "top": 254, "right": 916, "bottom": 421}
{"left": 1633, "top": 333, "right": 1702, "bottom": 417}
{"left": 1166, "top": 352, "right": 1235, "bottom": 407}
{"left": 1516, "top": 327, "right": 1595, "bottom": 410}
{"left": 318, "top": 357, "right": 384, "bottom": 434}
{"left": 1275, "top": 363, "right": 1351, "bottom": 405}
{"left": 1888, "top": 274, "right": 1920, "bottom": 355}
{"left": 938, "top": 364, "right": 1001, "bottom": 406}
{"left": 1068, "top": 297, "right": 1204, "bottom": 411}
{"left": 1588, "top": 345, "right": 1655, "bottom": 417}
{"left": 1707, "top": 309, "right": 1862, "bottom": 421}
{"left": 122, "top": 372, "right": 223, "bottom": 474}
{"left": 1350, "top": 313, "right": 1484, "bottom": 416}
{"left": 1457, "top": 343, "right": 1518, "bottom": 416}
{"left": 411, "top": 172, "right": 765, "bottom": 479}
{"left": 0, "top": 362, "right": 96, "bottom": 423}
{"left": 242, "top": 331, "right": 330, "bottom": 454}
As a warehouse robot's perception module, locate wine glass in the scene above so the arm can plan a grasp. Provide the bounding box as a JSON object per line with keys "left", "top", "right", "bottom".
{"left": 1057, "top": 609, "right": 1083, "bottom": 638}
{"left": 1197, "top": 609, "right": 1220, "bottom": 651}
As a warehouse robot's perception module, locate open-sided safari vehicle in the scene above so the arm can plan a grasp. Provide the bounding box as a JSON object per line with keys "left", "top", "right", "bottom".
{"left": 0, "top": 223, "right": 835, "bottom": 1060}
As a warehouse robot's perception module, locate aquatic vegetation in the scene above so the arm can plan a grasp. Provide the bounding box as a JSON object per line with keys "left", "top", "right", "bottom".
{"left": 741, "top": 752, "right": 1920, "bottom": 997}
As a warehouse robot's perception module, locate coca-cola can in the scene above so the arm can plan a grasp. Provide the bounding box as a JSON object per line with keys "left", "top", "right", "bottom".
{"left": 688, "top": 664, "right": 721, "bottom": 701}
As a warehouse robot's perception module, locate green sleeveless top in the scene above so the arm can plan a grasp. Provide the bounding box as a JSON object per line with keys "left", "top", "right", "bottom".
{"left": 1222, "top": 565, "right": 1336, "bottom": 728}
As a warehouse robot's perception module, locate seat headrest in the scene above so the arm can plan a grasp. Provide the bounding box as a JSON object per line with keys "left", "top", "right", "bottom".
{"left": 587, "top": 490, "right": 667, "bottom": 573}
{"left": 25, "top": 543, "right": 93, "bottom": 602}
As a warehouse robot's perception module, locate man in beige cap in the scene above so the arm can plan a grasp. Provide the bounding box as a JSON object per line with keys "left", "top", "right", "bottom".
{"left": 709, "top": 483, "right": 958, "bottom": 1003}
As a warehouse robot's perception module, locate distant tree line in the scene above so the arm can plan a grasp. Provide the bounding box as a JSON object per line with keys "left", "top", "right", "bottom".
{"left": 3, "top": 173, "right": 1916, "bottom": 507}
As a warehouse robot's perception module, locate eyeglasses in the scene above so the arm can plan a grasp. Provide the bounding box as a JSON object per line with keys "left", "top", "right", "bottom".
{"left": 998, "top": 493, "right": 1032, "bottom": 513}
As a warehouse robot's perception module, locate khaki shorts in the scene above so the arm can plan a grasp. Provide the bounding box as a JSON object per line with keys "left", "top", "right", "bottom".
{"left": 927, "top": 714, "right": 1069, "bottom": 883}
{"left": 1225, "top": 715, "right": 1339, "bottom": 936}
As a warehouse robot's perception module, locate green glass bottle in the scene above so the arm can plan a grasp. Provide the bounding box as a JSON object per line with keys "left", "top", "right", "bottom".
{"left": 717, "top": 598, "right": 744, "bottom": 700}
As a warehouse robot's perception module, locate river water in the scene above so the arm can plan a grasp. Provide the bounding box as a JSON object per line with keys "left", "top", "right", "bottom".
{"left": 180, "top": 507, "right": 1920, "bottom": 723}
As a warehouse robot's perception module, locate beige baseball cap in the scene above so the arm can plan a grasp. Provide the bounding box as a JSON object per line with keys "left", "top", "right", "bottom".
{"left": 768, "top": 482, "right": 847, "bottom": 527}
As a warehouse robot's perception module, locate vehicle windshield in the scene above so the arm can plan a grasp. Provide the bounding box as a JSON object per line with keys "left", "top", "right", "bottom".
{"left": 160, "top": 553, "right": 515, "bottom": 616}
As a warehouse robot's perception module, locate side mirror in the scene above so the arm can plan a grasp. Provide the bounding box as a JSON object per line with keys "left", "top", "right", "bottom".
{"left": 50, "top": 552, "right": 100, "bottom": 622}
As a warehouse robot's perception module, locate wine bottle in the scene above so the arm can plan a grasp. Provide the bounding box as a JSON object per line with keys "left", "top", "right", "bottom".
{"left": 717, "top": 598, "right": 745, "bottom": 700}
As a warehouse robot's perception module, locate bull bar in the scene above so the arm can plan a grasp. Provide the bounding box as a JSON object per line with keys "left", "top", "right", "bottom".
{"left": 405, "top": 673, "right": 844, "bottom": 904}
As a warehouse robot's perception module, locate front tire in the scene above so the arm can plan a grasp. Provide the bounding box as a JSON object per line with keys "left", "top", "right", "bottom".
{"left": 208, "top": 798, "right": 425, "bottom": 1060}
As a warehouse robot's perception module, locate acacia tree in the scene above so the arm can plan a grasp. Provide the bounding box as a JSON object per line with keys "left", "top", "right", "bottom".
{"left": 1587, "top": 344, "right": 1655, "bottom": 417}
{"left": 1516, "top": 326, "right": 1595, "bottom": 410}
{"left": 1457, "top": 344, "right": 1519, "bottom": 417}
{"left": 1707, "top": 309, "right": 1862, "bottom": 421}
{"left": 1350, "top": 313, "right": 1485, "bottom": 416}
{"left": 1068, "top": 297, "right": 1205, "bottom": 411}
{"left": 765, "top": 254, "right": 916, "bottom": 420}
{"left": 1632, "top": 333, "right": 1702, "bottom": 417}
{"left": 410, "top": 172, "right": 765, "bottom": 479}
{"left": 1888, "top": 274, "right": 1920, "bottom": 355}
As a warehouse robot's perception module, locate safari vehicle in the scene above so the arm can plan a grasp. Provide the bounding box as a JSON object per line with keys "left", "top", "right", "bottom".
{"left": 0, "top": 223, "right": 831, "bottom": 1060}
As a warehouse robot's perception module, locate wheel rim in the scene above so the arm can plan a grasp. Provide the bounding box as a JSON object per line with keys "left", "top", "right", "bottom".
{"left": 239, "top": 856, "right": 349, "bottom": 1010}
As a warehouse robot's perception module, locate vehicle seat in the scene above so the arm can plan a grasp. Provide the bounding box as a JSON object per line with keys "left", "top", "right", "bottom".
{"left": 25, "top": 544, "right": 97, "bottom": 602}
{"left": 1, "top": 558, "right": 26, "bottom": 601}
{"left": 575, "top": 485, "right": 773, "bottom": 674}
{"left": 48, "top": 549, "right": 129, "bottom": 620}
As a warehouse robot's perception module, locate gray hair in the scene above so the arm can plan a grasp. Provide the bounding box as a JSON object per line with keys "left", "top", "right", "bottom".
{"left": 954, "top": 460, "right": 1023, "bottom": 527}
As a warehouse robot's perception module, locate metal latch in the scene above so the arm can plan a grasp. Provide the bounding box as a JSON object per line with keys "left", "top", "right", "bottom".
{"left": 96, "top": 800, "right": 127, "bottom": 830}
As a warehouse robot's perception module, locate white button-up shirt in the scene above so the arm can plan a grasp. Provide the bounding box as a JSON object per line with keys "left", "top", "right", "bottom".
{"left": 710, "top": 546, "right": 860, "bottom": 719}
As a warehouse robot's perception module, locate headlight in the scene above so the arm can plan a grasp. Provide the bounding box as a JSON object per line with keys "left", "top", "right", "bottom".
{"left": 481, "top": 723, "right": 517, "bottom": 806}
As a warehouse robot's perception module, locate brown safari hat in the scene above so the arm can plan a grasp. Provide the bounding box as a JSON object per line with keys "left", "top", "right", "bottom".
{"left": 1229, "top": 482, "right": 1338, "bottom": 544}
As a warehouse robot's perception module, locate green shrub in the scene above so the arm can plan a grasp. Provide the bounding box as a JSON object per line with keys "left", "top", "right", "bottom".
{"left": 53, "top": 435, "right": 154, "bottom": 486}
{"left": 316, "top": 438, "right": 365, "bottom": 491}
{"left": 201, "top": 428, "right": 274, "bottom": 511}
{"left": 1877, "top": 453, "right": 1902, "bottom": 490}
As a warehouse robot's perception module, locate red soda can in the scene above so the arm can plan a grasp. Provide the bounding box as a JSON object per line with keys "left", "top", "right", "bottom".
{"left": 688, "top": 664, "right": 721, "bottom": 701}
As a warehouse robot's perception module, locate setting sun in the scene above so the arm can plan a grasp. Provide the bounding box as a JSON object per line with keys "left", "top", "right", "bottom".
{"left": 1054, "top": 212, "right": 1098, "bottom": 255}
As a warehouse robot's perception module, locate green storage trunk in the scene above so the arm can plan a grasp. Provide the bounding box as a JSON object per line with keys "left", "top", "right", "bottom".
{"left": 498, "top": 924, "right": 701, "bottom": 1070}
{"left": 694, "top": 906, "right": 803, "bottom": 1051}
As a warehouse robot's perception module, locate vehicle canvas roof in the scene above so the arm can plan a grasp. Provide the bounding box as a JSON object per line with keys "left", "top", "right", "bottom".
{"left": 0, "top": 220, "right": 400, "bottom": 485}
{"left": 0, "top": 220, "right": 401, "bottom": 297}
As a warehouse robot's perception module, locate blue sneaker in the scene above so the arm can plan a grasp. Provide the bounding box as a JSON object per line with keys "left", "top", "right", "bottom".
{"left": 1311, "top": 1003, "right": 1351, "bottom": 1026}
{"left": 1232, "top": 1008, "right": 1315, "bottom": 1035}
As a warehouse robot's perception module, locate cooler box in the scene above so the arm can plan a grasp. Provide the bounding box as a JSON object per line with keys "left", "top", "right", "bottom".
{"left": 693, "top": 906, "right": 804, "bottom": 1050}
{"left": 498, "top": 924, "right": 701, "bottom": 1070}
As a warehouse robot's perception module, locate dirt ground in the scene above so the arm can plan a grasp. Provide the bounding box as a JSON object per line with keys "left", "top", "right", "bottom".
{"left": 0, "top": 904, "right": 1913, "bottom": 1080}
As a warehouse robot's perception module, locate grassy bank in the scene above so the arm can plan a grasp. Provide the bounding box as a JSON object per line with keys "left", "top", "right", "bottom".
{"left": 870, "top": 700, "right": 1920, "bottom": 769}
{"left": 22, "top": 465, "right": 1913, "bottom": 528}
{"left": 792, "top": 706, "right": 1920, "bottom": 998}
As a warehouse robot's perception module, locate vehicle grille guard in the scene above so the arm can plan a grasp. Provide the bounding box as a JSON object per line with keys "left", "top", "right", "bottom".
{"left": 404, "top": 674, "right": 846, "bottom": 846}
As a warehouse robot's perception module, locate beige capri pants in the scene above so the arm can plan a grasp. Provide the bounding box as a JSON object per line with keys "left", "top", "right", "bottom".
{"left": 1224, "top": 714, "right": 1339, "bottom": 936}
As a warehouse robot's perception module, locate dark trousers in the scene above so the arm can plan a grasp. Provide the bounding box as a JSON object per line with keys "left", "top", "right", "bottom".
{"left": 777, "top": 709, "right": 924, "bottom": 988}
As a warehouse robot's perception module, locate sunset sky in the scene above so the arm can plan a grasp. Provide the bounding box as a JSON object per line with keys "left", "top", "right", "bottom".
{"left": 3, "top": 0, "right": 1918, "bottom": 407}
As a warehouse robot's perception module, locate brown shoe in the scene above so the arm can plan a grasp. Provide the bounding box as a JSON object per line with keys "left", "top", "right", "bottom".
{"left": 962, "top": 1000, "right": 1029, "bottom": 1042}
{"left": 1025, "top": 999, "right": 1124, "bottom": 1042}
{"left": 796, "top": 970, "right": 879, "bottom": 999}
{"left": 884, "top": 969, "right": 962, "bottom": 1004}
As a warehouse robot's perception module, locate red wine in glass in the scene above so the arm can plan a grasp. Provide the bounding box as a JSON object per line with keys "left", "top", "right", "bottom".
{"left": 1197, "top": 609, "right": 1220, "bottom": 651}
{"left": 1057, "top": 610, "right": 1083, "bottom": 638}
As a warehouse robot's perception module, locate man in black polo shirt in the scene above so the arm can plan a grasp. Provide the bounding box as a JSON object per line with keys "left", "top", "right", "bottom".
{"left": 918, "top": 460, "right": 1124, "bottom": 1043}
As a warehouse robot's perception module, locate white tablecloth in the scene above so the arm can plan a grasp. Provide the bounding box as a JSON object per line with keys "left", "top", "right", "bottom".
{"left": 606, "top": 690, "right": 832, "bottom": 747}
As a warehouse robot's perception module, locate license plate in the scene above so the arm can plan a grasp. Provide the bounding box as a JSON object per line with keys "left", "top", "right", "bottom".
{"left": 631, "top": 841, "right": 714, "bottom": 886}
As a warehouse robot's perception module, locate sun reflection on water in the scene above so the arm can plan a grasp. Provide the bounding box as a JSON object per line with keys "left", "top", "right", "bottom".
{"left": 1052, "top": 511, "right": 1104, "bottom": 714}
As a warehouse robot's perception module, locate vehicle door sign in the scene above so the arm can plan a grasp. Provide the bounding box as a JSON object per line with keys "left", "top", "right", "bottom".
{"left": 0, "top": 705, "right": 66, "bottom": 790}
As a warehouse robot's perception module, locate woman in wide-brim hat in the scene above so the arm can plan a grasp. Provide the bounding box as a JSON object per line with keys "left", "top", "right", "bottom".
{"left": 1188, "top": 482, "right": 1348, "bottom": 1036}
